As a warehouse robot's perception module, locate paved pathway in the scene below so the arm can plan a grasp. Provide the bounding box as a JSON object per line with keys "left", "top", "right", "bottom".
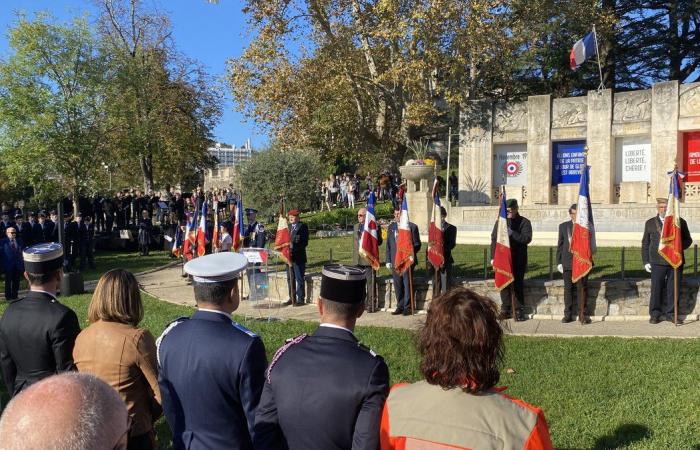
{"left": 137, "top": 266, "right": 700, "bottom": 338}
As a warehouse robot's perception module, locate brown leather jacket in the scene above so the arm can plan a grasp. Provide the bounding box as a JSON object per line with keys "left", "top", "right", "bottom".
{"left": 73, "top": 320, "right": 162, "bottom": 437}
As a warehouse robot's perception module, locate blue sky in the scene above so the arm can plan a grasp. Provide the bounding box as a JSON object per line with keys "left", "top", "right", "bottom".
{"left": 0, "top": 0, "right": 268, "bottom": 149}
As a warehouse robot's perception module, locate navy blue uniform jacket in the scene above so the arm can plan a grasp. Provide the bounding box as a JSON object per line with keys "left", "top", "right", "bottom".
{"left": 289, "top": 222, "right": 308, "bottom": 264}
{"left": 157, "top": 310, "right": 268, "bottom": 450}
{"left": 385, "top": 221, "right": 421, "bottom": 267}
{"left": 254, "top": 326, "right": 390, "bottom": 450}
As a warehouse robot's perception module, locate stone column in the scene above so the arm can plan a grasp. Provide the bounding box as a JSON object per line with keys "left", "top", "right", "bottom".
{"left": 527, "top": 95, "right": 552, "bottom": 204}
{"left": 587, "top": 89, "right": 613, "bottom": 203}
{"left": 459, "top": 100, "right": 493, "bottom": 205}
{"left": 651, "top": 80, "right": 679, "bottom": 198}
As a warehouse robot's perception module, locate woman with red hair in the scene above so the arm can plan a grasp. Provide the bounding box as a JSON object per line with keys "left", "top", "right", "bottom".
{"left": 380, "top": 287, "right": 553, "bottom": 450}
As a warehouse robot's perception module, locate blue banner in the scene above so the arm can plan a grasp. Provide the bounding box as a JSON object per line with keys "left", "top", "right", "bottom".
{"left": 552, "top": 141, "right": 586, "bottom": 185}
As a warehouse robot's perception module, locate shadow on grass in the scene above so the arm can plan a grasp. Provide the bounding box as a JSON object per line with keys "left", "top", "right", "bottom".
{"left": 591, "top": 423, "right": 651, "bottom": 449}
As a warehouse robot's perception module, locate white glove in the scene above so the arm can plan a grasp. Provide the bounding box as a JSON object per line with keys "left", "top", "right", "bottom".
{"left": 386, "top": 263, "right": 392, "bottom": 270}
{"left": 557, "top": 264, "right": 563, "bottom": 273}
{"left": 644, "top": 263, "right": 652, "bottom": 273}
{"left": 490, "top": 259, "right": 494, "bottom": 266}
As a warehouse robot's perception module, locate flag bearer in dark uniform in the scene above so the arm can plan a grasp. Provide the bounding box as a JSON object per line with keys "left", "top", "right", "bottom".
{"left": 157, "top": 252, "right": 267, "bottom": 450}
{"left": 429, "top": 206, "right": 457, "bottom": 294}
{"left": 352, "top": 207, "right": 383, "bottom": 311}
{"left": 557, "top": 204, "right": 591, "bottom": 324}
{"left": 254, "top": 264, "right": 390, "bottom": 450}
{"left": 64, "top": 213, "right": 80, "bottom": 272}
{"left": 490, "top": 199, "right": 532, "bottom": 321}
{"left": 79, "top": 215, "right": 96, "bottom": 270}
{"left": 244, "top": 208, "right": 266, "bottom": 248}
{"left": 0, "top": 243, "right": 80, "bottom": 397}
{"left": 284, "top": 209, "right": 308, "bottom": 306}
{"left": 642, "top": 197, "right": 692, "bottom": 324}
{"left": 386, "top": 208, "right": 421, "bottom": 315}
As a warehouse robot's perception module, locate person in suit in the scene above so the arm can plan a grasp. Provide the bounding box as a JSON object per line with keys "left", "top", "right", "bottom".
{"left": 352, "top": 207, "right": 383, "bottom": 311}
{"left": 0, "top": 243, "right": 81, "bottom": 397}
{"left": 556, "top": 204, "right": 591, "bottom": 324}
{"left": 254, "top": 264, "right": 390, "bottom": 450}
{"left": 0, "top": 212, "right": 15, "bottom": 237}
{"left": 244, "top": 208, "right": 266, "bottom": 248}
{"left": 385, "top": 207, "right": 421, "bottom": 315}
{"left": 284, "top": 209, "right": 308, "bottom": 306}
{"left": 642, "top": 197, "right": 692, "bottom": 324}
{"left": 490, "top": 199, "right": 532, "bottom": 321}
{"left": 138, "top": 210, "right": 153, "bottom": 256}
{"left": 1, "top": 227, "right": 24, "bottom": 300}
{"left": 79, "top": 215, "right": 96, "bottom": 270}
{"left": 16, "top": 214, "right": 33, "bottom": 247}
{"left": 428, "top": 206, "right": 457, "bottom": 294}
{"left": 65, "top": 213, "right": 80, "bottom": 272}
{"left": 29, "top": 212, "right": 43, "bottom": 245}
{"left": 157, "top": 252, "right": 267, "bottom": 450}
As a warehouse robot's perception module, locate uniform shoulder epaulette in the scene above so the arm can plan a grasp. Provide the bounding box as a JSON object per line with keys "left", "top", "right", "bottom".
{"left": 266, "top": 333, "right": 308, "bottom": 384}
{"left": 156, "top": 317, "right": 189, "bottom": 367}
{"left": 358, "top": 342, "right": 380, "bottom": 358}
{"left": 231, "top": 321, "right": 258, "bottom": 338}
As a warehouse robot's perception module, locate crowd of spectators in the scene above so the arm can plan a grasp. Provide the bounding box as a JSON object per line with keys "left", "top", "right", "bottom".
{"left": 316, "top": 171, "right": 403, "bottom": 212}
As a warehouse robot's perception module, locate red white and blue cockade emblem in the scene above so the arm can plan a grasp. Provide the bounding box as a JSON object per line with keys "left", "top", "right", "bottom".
{"left": 505, "top": 161, "right": 522, "bottom": 177}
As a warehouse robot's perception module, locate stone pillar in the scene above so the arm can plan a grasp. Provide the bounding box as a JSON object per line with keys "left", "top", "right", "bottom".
{"left": 587, "top": 89, "right": 613, "bottom": 203}
{"left": 527, "top": 95, "right": 552, "bottom": 204}
{"left": 459, "top": 100, "right": 493, "bottom": 205}
{"left": 651, "top": 80, "right": 680, "bottom": 198}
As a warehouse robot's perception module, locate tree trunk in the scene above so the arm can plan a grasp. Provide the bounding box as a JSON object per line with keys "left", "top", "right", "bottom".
{"left": 601, "top": 0, "right": 616, "bottom": 89}
{"left": 667, "top": 2, "right": 682, "bottom": 81}
{"left": 140, "top": 148, "right": 153, "bottom": 193}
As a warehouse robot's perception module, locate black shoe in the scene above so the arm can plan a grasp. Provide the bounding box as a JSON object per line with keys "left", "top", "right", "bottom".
{"left": 515, "top": 313, "right": 527, "bottom": 322}
{"left": 561, "top": 316, "right": 573, "bottom": 323}
{"left": 666, "top": 316, "right": 683, "bottom": 324}
{"left": 582, "top": 317, "right": 592, "bottom": 324}
{"left": 649, "top": 316, "right": 660, "bottom": 324}
{"left": 282, "top": 299, "right": 293, "bottom": 306}
{"left": 391, "top": 309, "right": 402, "bottom": 315}
{"left": 402, "top": 309, "right": 412, "bottom": 316}
{"left": 295, "top": 301, "right": 305, "bottom": 306}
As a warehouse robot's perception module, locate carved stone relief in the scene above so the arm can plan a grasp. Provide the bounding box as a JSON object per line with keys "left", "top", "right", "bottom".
{"left": 494, "top": 102, "right": 527, "bottom": 134}
{"left": 613, "top": 92, "right": 651, "bottom": 123}
{"left": 680, "top": 85, "right": 700, "bottom": 117}
{"left": 552, "top": 99, "right": 587, "bottom": 128}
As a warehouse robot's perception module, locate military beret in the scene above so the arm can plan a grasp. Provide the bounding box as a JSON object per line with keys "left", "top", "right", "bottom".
{"left": 23, "top": 243, "right": 64, "bottom": 273}
{"left": 506, "top": 199, "right": 518, "bottom": 208}
{"left": 184, "top": 252, "right": 248, "bottom": 283}
{"left": 288, "top": 209, "right": 300, "bottom": 216}
{"left": 320, "top": 264, "right": 367, "bottom": 304}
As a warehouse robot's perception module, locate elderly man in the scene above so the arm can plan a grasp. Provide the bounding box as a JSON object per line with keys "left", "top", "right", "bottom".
{"left": 254, "top": 264, "right": 389, "bottom": 450}
{"left": 352, "top": 207, "right": 383, "bottom": 311}
{"left": 157, "top": 252, "right": 267, "bottom": 449}
{"left": 642, "top": 197, "right": 692, "bottom": 324}
{"left": 284, "top": 209, "right": 308, "bottom": 306}
{"left": 0, "top": 243, "right": 80, "bottom": 396}
{"left": 1, "top": 227, "right": 24, "bottom": 300}
{"left": 0, "top": 373, "right": 130, "bottom": 450}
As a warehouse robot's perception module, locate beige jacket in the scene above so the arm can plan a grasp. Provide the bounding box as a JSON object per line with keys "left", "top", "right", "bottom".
{"left": 73, "top": 320, "right": 162, "bottom": 437}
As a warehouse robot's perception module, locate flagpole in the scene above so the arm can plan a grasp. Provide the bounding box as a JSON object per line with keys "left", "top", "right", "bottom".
{"left": 446, "top": 126, "right": 452, "bottom": 206}
{"left": 409, "top": 266, "right": 415, "bottom": 315}
{"left": 674, "top": 267, "right": 679, "bottom": 326}
{"left": 592, "top": 24, "right": 605, "bottom": 91}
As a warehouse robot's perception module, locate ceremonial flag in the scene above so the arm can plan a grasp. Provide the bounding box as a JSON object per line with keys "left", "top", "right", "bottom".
{"left": 171, "top": 225, "right": 182, "bottom": 258}
{"left": 274, "top": 213, "right": 292, "bottom": 266}
{"left": 427, "top": 177, "right": 444, "bottom": 269}
{"left": 570, "top": 30, "right": 597, "bottom": 70}
{"left": 196, "top": 201, "right": 208, "bottom": 257}
{"left": 570, "top": 161, "right": 596, "bottom": 282}
{"left": 394, "top": 197, "right": 414, "bottom": 275}
{"left": 232, "top": 198, "right": 245, "bottom": 252}
{"left": 359, "top": 191, "right": 380, "bottom": 270}
{"left": 212, "top": 201, "right": 220, "bottom": 252}
{"left": 658, "top": 170, "right": 684, "bottom": 268}
{"left": 492, "top": 187, "right": 514, "bottom": 291}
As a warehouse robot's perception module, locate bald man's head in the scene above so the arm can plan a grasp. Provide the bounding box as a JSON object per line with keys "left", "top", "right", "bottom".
{"left": 0, "top": 373, "right": 128, "bottom": 450}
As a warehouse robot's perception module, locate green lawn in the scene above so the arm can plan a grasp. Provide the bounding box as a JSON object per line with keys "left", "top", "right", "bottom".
{"left": 2, "top": 294, "right": 699, "bottom": 449}
{"left": 307, "top": 235, "right": 700, "bottom": 280}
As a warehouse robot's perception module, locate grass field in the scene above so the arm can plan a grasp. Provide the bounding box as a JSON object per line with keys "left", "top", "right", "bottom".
{"left": 1, "top": 294, "right": 699, "bottom": 449}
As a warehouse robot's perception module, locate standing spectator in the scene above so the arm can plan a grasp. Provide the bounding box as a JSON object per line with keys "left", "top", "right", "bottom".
{"left": 321, "top": 181, "right": 332, "bottom": 212}
{"left": 329, "top": 175, "right": 339, "bottom": 206}
{"left": 103, "top": 195, "right": 115, "bottom": 234}
{"left": 379, "top": 287, "right": 553, "bottom": 449}
{"left": 74, "top": 269, "right": 162, "bottom": 450}
{"left": 284, "top": 209, "right": 309, "bottom": 306}
{"left": 0, "top": 243, "right": 81, "bottom": 397}
{"left": 347, "top": 176, "right": 356, "bottom": 209}
{"left": 0, "top": 212, "right": 15, "bottom": 236}
{"left": 138, "top": 210, "right": 153, "bottom": 256}
{"left": 80, "top": 215, "right": 96, "bottom": 271}
{"left": 1, "top": 227, "right": 24, "bottom": 300}
{"left": 340, "top": 174, "right": 349, "bottom": 207}
{"left": 47, "top": 211, "right": 58, "bottom": 242}
{"left": 92, "top": 193, "right": 105, "bottom": 232}
{"left": 65, "top": 213, "right": 81, "bottom": 272}
{"left": 448, "top": 171, "right": 458, "bottom": 203}
{"left": 29, "top": 212, "right": 43, "bottom": 245}
{"left": 16, "top": 213, "right": 33, "bottom": 247}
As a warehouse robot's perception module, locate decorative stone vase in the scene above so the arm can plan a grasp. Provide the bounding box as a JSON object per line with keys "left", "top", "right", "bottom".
{"left": 399, "top": 164, "right": 437, "bottom": 183}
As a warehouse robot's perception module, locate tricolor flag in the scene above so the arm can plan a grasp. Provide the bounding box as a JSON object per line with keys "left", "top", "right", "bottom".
{"left": 196, "top": 201, "right": 208, "bottom": 257}
{"left": 394, "top": 197, "right": 414, "bottom": 275}
{"left": 658, "top": 170, "right": 685, "bottom": 268}
{"left": 212, "top": 200, "right": 220, "bottom": 252}
{"left": 570, "top": 30, "right": 597, "bottom": 70}
{"left": 172, "top": 225, "right": 182, "bottom": 258}
{"left": 427, "top": 177, "right": 444, "bottom": 269}
{"left": 232, "top": 198, "right": 244, "bottom": 252}
{"left": 493, "top": 187, "right": 514, "bottom": 291}
{"left": 274, "top": 213, "right": 292, "bottom": 266}
{"left": 359, "top": 191, "right": 380, "bottom": 270}
{"left": 570, "top": 160, "right": 596, "bottom": 282}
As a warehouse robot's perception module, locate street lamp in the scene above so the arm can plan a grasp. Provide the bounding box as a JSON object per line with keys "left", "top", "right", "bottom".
{"left": 102, "top": 162, "right": 112, "bottom": 191}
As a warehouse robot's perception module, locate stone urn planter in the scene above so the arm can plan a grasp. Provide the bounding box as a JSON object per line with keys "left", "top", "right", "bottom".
{"left": 399, "top": 164, "right": 437, "bottom": 183}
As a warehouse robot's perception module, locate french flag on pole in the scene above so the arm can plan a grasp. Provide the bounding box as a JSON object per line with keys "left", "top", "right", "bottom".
{"left": 196, "top": 201, "right": 208, "bottom": 257}
{"left": 570, "top": 31, "right": 597, "bottom": 70}
{"left": 658, "top": 170, "right": 684, "bottom": 268}
{"left": 359, "top": 191, "right": 380, "bottom": 270}
{"left": 570, "top": 160, "right": 596, "bottom": 282}
{"left": 232, "top": 198, "right": 244, "bottom": 252}
{"left": 493, "top": 187, "right": 514, "bottom": 291}
{"left": 394, "top": 197, "right": 414, "bottom": 275}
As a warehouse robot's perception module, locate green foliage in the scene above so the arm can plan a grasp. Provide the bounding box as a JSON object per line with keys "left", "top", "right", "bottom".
{"left": 237, "top": 145, "right": 324, "bottom": 217}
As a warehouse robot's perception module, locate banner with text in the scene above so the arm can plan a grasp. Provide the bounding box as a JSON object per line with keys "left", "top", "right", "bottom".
{"left": 552, "top": 140, "right": 586, "bottom": 185}
{"left": 684, "top": 132, "right": 700, "bottom": 183}
{"left": 615, "top": 136, "right": 651, "bottom": 183}
{"left": 492, "top": 144, "right": 527, "bottom": 186}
